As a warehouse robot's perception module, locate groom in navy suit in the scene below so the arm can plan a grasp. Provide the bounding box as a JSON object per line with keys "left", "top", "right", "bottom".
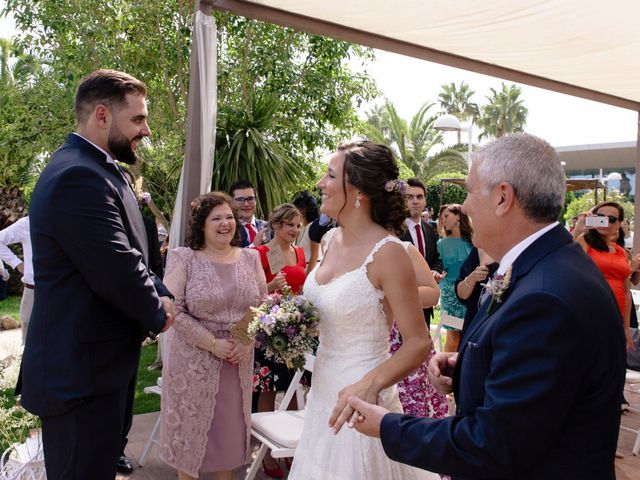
{"left": 350, "top": 133, "right": 626, "bottom": 479}
{"left": 19, "top": 70, "right": 175, "bottom": 479}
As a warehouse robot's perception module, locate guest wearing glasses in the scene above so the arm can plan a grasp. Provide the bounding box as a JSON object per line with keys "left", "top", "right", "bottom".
{"left": 573, "top": 201, "right": 634, "bottom": 350}
{"left": 229, "top": 180, "right": 270, "bottom": 247}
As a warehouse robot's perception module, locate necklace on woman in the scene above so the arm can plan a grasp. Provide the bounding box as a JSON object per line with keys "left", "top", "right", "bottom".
{"left": 203, "top": 246, "right": 235, "bottom": 261}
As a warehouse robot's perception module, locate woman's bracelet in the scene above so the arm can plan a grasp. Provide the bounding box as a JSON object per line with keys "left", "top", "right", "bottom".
{"left": 463, "top": 277, "right": 473, "bottom": 288}
{"left": 211, "top": 337, "right": 217, "bottom": 355}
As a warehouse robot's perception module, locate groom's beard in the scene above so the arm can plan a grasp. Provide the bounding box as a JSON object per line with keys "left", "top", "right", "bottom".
{"left": 108, "top": 125, "right": 141, "bottom": 165}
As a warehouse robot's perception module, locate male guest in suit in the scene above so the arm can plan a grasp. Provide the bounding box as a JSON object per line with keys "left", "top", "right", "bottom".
{"left": 229, "top": 179, "right": 270, "bottom": 247}
{"left": 401, "top": 178, "right": 443, "bottom": 328}
{"left": 348, "top": 133, "right": 626, "bottom": 479}
{"left": 19, "top": 69, "right": 175, "bottom": 479}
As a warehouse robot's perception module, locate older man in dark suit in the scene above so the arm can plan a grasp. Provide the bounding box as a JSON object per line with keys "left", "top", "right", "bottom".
{"left": 349, "top": 133, "right": 625, "bottom": 479}
{"left": 19, "top": 69, "right": 175, "bottom": 479}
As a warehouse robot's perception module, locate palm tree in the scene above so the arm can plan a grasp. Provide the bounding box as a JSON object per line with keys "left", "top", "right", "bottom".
{"left": 421, "top": 145, "right": 468, "bottom": 180}
{"left": 211, "top": 92, "right": 313, "bottom": 217}
{"left": 438, "top": 81, "right": 479, "bottom": 143}
{"left": 362, "top": 100, "right": 447, "bottom": 176}
{"left": 362, "top": 100, "right": 468, "bottom": 179}
{"left": 477, "top": 83, "right": 528, "bottom": 140}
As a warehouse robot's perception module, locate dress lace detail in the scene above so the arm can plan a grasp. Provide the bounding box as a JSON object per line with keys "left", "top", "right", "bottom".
{"left": 289, "top": 229, "right": 439, "bottom": 479}
{"left": 159, "top": 247, "right": 266, "bottom": 476}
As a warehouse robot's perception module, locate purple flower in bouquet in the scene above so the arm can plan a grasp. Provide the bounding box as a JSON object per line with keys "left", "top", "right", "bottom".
{"left": 286, "top": 326, "right": 297, "bottom": 339}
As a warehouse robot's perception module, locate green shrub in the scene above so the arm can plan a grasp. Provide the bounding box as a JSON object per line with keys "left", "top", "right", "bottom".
{"left": 425, "top": 171, "right": 468, "bottom": 213}
{"left": 0, "top": 354, "right": 39, "bottom": 453}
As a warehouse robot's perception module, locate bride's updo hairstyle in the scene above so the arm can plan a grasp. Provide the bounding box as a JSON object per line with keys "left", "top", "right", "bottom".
{"left": 337, "top": 140, "right": 408, "bottom": 237}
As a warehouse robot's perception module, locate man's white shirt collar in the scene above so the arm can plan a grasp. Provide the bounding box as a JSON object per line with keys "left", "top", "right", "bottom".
{"left": 497, "top": 222, "right": 558, "bottom": 276}
{"left": 242, "top": 216, "right": 257, "bottom": 227}
{"left": 405, "top": 218, "right": 421, "bottom": 229}
{"left": 73, "top": 133, "right": 115, "bottom": 164}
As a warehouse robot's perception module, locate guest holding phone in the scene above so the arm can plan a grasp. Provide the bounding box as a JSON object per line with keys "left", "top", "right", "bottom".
{"left": 573, "top": 201, "right": 633, "bottom": 350}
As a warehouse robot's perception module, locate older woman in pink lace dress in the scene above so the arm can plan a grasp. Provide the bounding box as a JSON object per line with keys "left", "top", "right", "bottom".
{"left": 160, "top": 192, "right": 267, "bottom": 480}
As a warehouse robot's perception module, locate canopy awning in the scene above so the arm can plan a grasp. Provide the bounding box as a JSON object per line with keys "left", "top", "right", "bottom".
{"left": 213, "top": 0, "right": 640, "bottom": 111}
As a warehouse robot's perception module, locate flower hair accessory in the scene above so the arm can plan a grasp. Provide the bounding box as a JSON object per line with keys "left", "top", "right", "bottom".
{"left": 384, "top": 179, "right": 408, "bottom": 193}
{"left": 481, "top": 265, "right": 512, "bottom": 313}
{"left": 140, "top": 192, "right": 152, "bottom": 205}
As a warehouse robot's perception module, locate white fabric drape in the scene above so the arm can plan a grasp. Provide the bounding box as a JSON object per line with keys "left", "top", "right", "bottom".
{"left": 169, "top": 10, "right": 217, "bottom": 250}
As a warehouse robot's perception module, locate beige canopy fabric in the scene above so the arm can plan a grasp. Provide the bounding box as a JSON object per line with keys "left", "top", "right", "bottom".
{"left": 213, "top": 0, "right": 640, "bottom": 110}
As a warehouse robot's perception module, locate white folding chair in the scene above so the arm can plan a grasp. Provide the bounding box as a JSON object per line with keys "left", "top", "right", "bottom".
{"left": 631, "top": 289, "right": 640, "bottom": 316}
{"left": 433, "top": 312, "right": 464, "bottom": 352}
{"left": 620, "top": 369, "right": 640, "bottom": 455}
{"left": 244, "top": 354, "right": 315, "bottom": 480}
{"left": 138, "top": 377, "right": 162, "bottom": 467}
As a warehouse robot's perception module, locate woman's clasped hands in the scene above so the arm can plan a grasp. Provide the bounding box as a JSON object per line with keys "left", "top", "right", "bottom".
{"left": 212, "top": 338, "right": 254, "bottom": 364}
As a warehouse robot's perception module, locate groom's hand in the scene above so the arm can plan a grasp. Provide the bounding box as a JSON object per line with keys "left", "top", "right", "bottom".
{"left": 347, "top": 396, "right": 388, "bottom": 438}
{"left": 428, "top": 352, "right": 457, "bottom": 395}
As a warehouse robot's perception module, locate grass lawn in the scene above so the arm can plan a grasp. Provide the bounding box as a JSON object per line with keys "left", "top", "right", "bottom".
{"left": 0, "top": 295, "right": 21, "bottom": 322}
{"left": 133, "top": 342, "right": 162, "bottom": 415}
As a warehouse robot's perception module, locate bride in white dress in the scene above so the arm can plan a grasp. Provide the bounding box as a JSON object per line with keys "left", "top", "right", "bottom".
{"left": 288, "top": 141, "right": 440, "bottom": 479}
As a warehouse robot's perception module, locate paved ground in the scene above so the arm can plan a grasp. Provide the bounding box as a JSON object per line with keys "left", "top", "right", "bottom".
{"left": 0, "top": 328, "right": 22, "bottom": 363}
{"left": 121, "top": 399, "right": 640, "bottom": 480}
{"left": 119, "top": 412, "right": 281, "bottom": 479}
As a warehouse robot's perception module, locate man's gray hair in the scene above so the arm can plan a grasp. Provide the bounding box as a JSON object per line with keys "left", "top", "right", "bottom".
{"left": 473, "top": 133, "right": 565, "bottom": 223}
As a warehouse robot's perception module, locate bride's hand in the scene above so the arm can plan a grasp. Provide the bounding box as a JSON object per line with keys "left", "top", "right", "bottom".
{"left": 328, "top": 377, "right": 378, "bottom": 434}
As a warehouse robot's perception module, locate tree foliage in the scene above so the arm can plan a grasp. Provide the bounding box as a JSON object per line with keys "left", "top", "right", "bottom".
{"left": 564, "top": 190, "right": 634, "bottom": 224}
{"left": 477, "top": 82, "right": 528, "bottom": 140}
{"left": 425, "top": 171, "right": 468, "bottom": 214}
{"left": 438, "top": 81, "right": 479, "bottom": 144}
{"left": 360, "top": 100, "right": 465, "bottom": 179}
{"left": 2, "top": 0, "right": 377, "bottom": 220}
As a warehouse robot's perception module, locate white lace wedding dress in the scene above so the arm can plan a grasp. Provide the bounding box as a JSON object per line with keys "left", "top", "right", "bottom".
{"left": 288, "top": 231, "right": 439, "bottom": 479}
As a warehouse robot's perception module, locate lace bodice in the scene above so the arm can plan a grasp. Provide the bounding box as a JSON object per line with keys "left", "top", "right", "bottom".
{"left": 303, "top": 231, "right": 402, "bottom": 406}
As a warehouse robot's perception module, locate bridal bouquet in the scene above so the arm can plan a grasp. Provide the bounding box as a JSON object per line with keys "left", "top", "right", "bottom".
{"left": 248, "top": 286, "right": 319, "bottom": 371}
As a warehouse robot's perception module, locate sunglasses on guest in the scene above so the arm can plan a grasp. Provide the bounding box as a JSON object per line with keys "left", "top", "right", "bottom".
{"left": 595, "top": 213, "right": 621, "bottom": 223}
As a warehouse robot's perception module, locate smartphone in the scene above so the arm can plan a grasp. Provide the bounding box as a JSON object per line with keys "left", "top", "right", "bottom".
{"left": 585, "top": 216, "right": 609, "bottom": 228}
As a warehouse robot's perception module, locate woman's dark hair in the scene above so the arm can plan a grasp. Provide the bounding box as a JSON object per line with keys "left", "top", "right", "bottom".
{"left": 437, "top": 204, "right": 473, "bottom": 241}
{"left": 292, "top": 191, "right": 319, "bottom": 223}
{"left": 186, "top": 191, "right": 241, "bottom": 250}
{"left": 584, "top": 201, "right": 625, "bottom": 252}
{"left": 337, "top": 140, "right": 408, "bottom": 237}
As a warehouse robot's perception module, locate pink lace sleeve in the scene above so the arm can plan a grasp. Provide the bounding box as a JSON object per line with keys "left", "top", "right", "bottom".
{"left": 164, "top": 248, "right": 214, "bottom": 349}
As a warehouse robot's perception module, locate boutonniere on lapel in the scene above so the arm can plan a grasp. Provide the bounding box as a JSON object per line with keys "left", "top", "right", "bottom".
{"left": 482, "top": 265, "right": 512, "bottom": 314}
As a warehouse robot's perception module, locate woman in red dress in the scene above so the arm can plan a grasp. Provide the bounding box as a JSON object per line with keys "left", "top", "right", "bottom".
{"left": 574, "top": 201, "right": 633, "bottom": 350}
{"left": 253, "top": 203, "right": 306, "bottom": 477}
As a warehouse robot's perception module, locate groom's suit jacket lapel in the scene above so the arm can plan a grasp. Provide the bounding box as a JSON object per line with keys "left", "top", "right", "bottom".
{"left": 454, "top": 225, "right": 572, "bottom": 394}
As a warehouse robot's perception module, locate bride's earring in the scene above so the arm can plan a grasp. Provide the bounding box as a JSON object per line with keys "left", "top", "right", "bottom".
{"left": 354, "top": 194, "right": 361, "bottom": 209}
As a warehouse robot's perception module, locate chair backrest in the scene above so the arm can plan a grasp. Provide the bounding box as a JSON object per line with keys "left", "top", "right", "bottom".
{"left": 440, "top": 312, "right": 465, "bottom": 330}
{"left": 277, "top": 353, "right": 315, "bottom": 412}
{"left": 631, "top": 289, "right": 640, "bottom": 315}
{"left": 433, "top": 312, "right": 464, "bottom": 352}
